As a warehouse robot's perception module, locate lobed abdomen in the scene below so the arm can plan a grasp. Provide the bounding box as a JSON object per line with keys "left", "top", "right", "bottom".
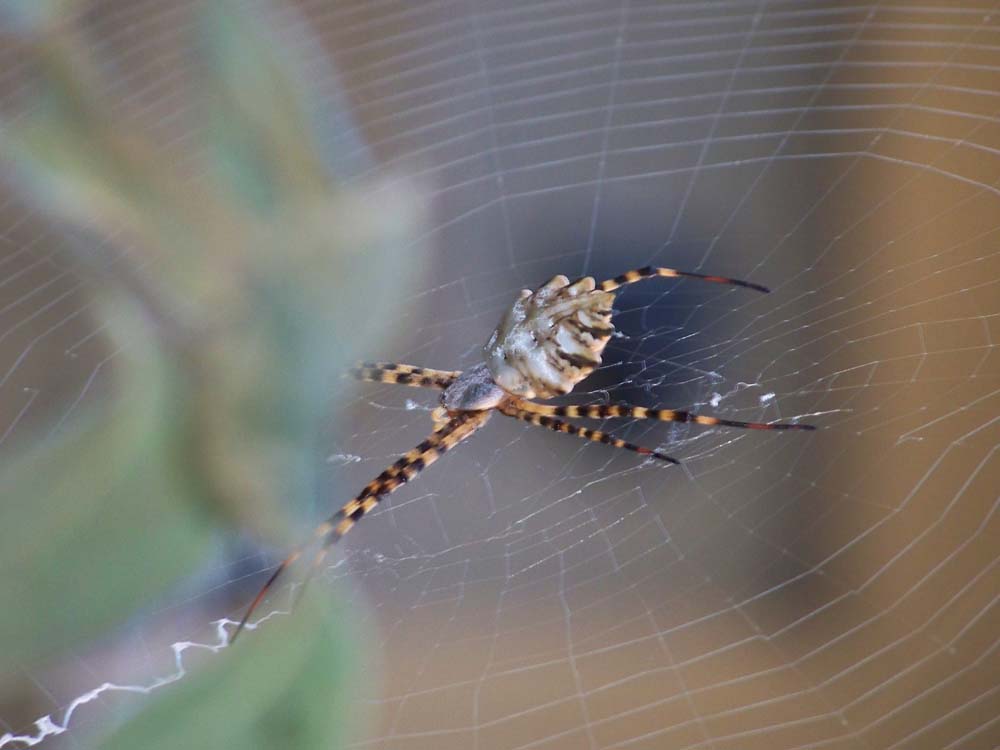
{"left": 484, "top": 275, "right": 615, "bottom": 399}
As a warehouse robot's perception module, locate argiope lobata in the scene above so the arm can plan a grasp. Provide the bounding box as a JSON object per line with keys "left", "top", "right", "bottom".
{"left": 230, "top": 266, "right": 815, "bottom": 641}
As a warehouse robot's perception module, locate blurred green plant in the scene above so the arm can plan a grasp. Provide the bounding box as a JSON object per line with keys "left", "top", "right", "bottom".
{"left": 0, "top": 1, "right": 423, "bottom": 746}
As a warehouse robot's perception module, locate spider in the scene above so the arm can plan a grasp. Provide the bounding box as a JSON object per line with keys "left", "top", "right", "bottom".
{"left": 230, "top": 266, "right": 814, "bottom": 641}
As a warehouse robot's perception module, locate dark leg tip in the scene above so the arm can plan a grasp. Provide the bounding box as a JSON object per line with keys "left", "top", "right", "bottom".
{"left": 654, "top": 452, "right": 681, "bottom": 465}
{"left": 735, "top": 279, "right": 770, "bottom": 294}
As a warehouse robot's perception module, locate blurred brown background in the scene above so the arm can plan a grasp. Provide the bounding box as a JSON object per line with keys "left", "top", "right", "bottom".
{"left": 1, "top": 1, "right": 998, "bottom": 749}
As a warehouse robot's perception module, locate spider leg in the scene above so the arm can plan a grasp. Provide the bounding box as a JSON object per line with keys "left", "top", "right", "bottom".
{"left": 500, "top": 405, "right": 679, "bottom": 464}
{"left": 596, "top": 266, "right": 770, "bottom": 294}
{"left": 510, "top": 398, "right": 815, "bottom": 431}
{"left": 431, "top": 406, "right": 451, "bottom": 430}
{"left": 230, "top": 410, "right": 490, "bottom": 643}
{"left": 350, "top": 362, "right": 460, "bottom": 389}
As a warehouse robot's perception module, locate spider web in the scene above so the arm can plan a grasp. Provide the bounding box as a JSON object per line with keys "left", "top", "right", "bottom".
{"left": 2, "top": 1, "right": 999, "bottom": 749}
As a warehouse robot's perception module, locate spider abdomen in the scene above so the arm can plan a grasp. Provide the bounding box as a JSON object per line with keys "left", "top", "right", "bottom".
{"left": 484, "top": 274, "right": 614, "bottom": 399}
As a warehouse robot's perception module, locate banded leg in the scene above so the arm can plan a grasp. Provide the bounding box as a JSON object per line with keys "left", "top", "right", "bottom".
{"left": 597, "top": 266, "right": 770, "bottom": 294}
{"left": 511, "top": 398, "right": 815, "bottom": 431}
{"left": 350, "top": 362, "right": 460, "bottom": 389}
{"left": 230, "top": 410, "right": 491, "bottom": 643}
{"left": 500, "top": 405, "right": 679, "bottom": 464}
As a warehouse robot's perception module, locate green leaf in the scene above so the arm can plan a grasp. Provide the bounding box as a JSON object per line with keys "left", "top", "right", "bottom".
{"left": 198, "top": 0, "right": 333, "bottom": 210}
{"left": 0, "top": 0, "right": 81, "bottom": 34}
{"left": 96, "top": 595, "right": 362, "bottom": 750}
{"left": 0, "top": 3, "right": 419, "bottom": 745}
{"left": 0, "top": 308, "right": 214, "bottom": 672}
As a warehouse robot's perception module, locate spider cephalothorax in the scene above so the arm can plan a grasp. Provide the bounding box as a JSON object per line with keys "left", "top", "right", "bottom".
{"left": 441, "top": 363, "right": 505, "bottom": 412}
{"left": 231, "top": 266, "right": 810, "bottom": 642}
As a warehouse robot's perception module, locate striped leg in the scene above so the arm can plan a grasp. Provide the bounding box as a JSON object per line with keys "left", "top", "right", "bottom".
{"left": 510, "top": 398, "right": 815, "bottom": 431}
{"left": 597, "top": 266, "right": 770, "bottom": 294}
{"left": 350, "top": 362, "right": 460, "bottom": 389}
{"left": 500, "top": 405, "right": 678, "bottom": 464}
{"left": 230, "top": 410, "right": 490, "bottom": 643}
